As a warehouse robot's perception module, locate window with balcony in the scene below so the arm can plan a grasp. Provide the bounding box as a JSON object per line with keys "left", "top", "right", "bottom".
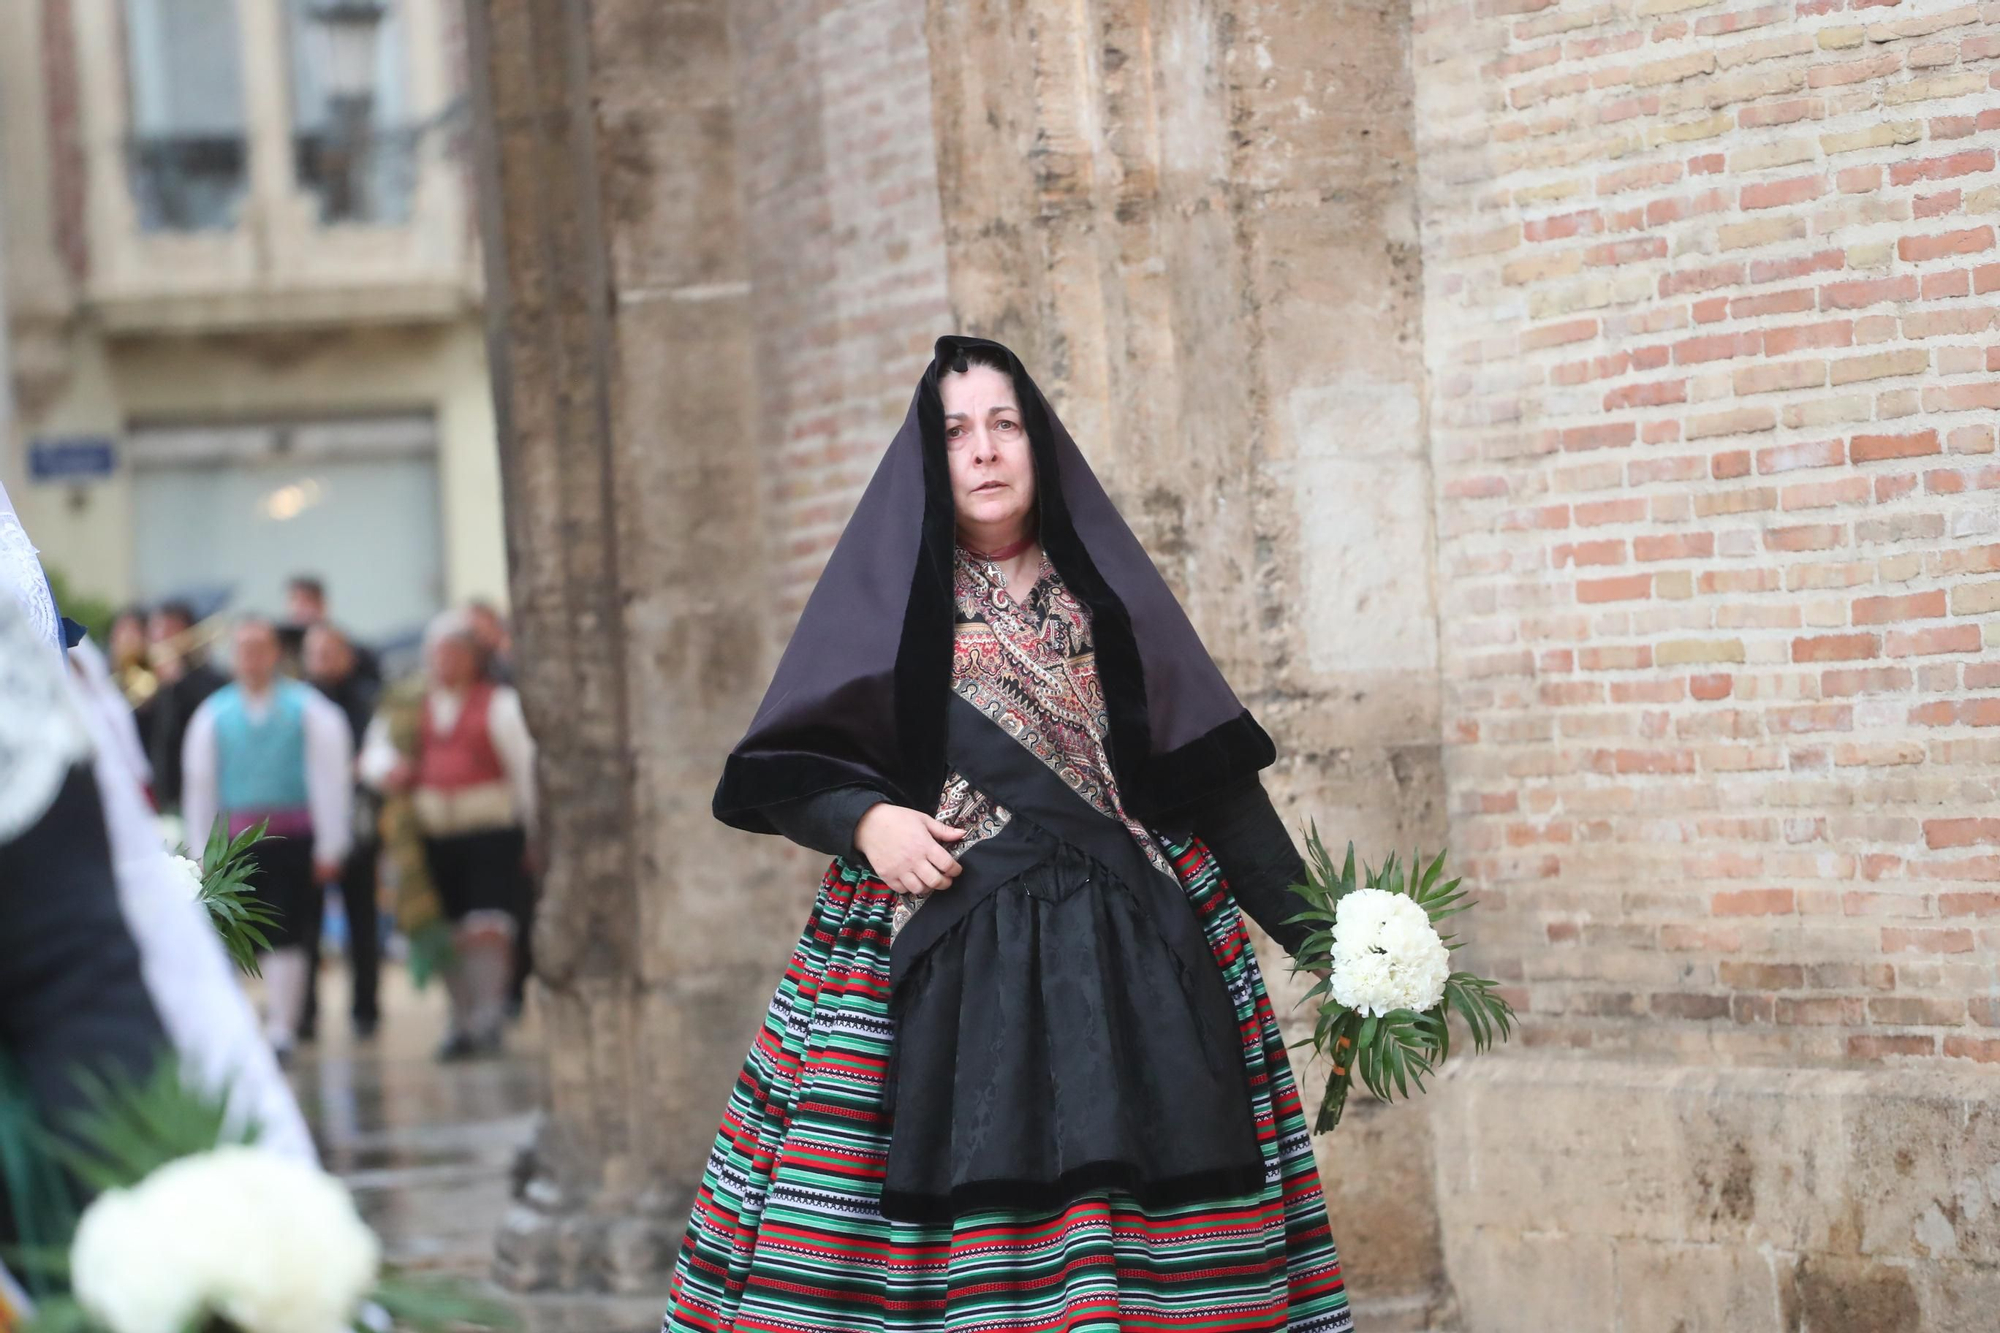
{"left": 286, "top": 0, "right": 416, "bottom": 225}
{"left": 123, "top": 0, "right": 248, "bottom": 231}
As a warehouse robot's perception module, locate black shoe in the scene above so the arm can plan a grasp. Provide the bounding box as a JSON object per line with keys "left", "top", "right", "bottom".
{"left": 352, "top": 1015, "right": 379, "bottom": 1041}
{"left": 436, "top": 1033, "right": 478, "bottom": 1062}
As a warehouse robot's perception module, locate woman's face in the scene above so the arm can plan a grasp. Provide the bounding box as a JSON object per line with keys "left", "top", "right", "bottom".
{"left": 941, "top": 364, "right": 1036, "bottom": 543}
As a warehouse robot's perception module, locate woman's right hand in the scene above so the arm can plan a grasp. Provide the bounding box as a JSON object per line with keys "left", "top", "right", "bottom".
{"left": 854, "top": 804, "right": 966, "bottom": 895}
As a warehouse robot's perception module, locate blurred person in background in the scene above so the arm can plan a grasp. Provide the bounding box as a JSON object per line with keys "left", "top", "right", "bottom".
{"left": 300, "top": 622, "right": 383, "bottom": 1041}
{"left": 106, "top": 606, "right": 159, "bottom": 745}
{"left": 465, "top": 599, "right": 514, "bottom": 686}
{"left": 285, "top": 573, "right": 381, "bottom": 689}
{"left": 465, "top": 598, "right": 531, "bottom": 1013}
{"left": 180, "top": 618, "right": 353, "bottom": 1063}
{"left": 145, "top": 600, "right": 228, "bottom": 815}
{"left": 360, "top": 610, "right": 535, "bottom": 1060}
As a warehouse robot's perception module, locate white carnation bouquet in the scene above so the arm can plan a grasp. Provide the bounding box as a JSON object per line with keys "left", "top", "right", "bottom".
{"left": 8, "top": 1060, "right": 512, "bottom": 1333}
{"left": 1286, "top": 828, "right": 1516, "bottom": 1130}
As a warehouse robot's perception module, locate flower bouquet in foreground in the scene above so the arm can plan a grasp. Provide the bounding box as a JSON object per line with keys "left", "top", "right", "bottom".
{"left": 1285, "top": 827, "right": 1517, "bottom": 1131}
{"left": 8, "top": 1061, "right": 515, "bottom": 1333}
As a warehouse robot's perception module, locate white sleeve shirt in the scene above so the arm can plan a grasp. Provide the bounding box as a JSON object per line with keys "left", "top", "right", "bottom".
{"left": 179, "top": 697, "right": 221, "bottom": 858}
{"left": 356, "top": 711, "right": 401, "bottom": 793}
{"left": 487, "top": 685, "right": 538, "bottom": 839}
{"left": 300, "top": 687, "right": 355, "bottom": 866}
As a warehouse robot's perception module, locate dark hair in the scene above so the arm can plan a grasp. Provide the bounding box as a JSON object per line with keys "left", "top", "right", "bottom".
{"left": 153, "top": 600, "right": 197, "bottom": 630}
{"left": 945, "top": 344, "right": 1013, "bottom": 378}
{"left": 287, "top": 574, "right": 326, "bottom": 603}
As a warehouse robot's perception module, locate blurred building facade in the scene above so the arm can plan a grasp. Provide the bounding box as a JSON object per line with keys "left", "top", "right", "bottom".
{"left": 0, "top": 0, "right": 504, "bottom": 644}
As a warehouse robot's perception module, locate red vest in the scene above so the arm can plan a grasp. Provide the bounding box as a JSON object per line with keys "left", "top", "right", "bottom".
{"left": 418, "top": 684, "right": 507, "bottom": 792}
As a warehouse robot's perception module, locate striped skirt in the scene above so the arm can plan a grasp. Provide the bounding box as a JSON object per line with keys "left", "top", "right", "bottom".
{"left": 660, "top": 836, "right": 1354, "bottom": 1333}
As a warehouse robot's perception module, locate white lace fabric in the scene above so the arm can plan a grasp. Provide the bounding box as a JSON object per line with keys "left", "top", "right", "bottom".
{"left": 0, "top": 589, "right": 93, "bottom": 844}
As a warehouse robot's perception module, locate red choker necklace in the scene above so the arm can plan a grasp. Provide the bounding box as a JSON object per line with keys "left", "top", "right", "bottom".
{"left": 961, "top": 534, "right": 1036, "bottom": 562}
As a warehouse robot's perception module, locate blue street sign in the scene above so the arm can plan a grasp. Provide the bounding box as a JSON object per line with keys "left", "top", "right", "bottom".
{"left": 28, "top": 436, "right": 117, "bottom": 482}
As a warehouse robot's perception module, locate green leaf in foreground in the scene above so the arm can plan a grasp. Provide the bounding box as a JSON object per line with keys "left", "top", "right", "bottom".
{"left": 367, "top": 1272, "right": 522, "bottom": 1331}
{"left": 188, "top": 819, "right": 281, "bottom": 977}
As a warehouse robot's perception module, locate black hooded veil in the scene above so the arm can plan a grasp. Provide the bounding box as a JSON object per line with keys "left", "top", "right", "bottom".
{"left": 713, "top": 334, "right": 1275, "bottom": 833}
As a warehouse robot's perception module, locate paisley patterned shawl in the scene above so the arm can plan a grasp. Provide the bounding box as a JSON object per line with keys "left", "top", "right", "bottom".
{"left": 895, "top": 547, "right": 1172, "bottom": 939}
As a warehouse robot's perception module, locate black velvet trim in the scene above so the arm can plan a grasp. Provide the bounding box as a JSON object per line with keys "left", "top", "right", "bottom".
{"left": 1134, "top": 708, "right": 1279, "bottom": 821}
{"left": 896, "top": 360, "right": 961, "bottom": 814}
{"left": 879, "top": 1161, "right": 1272, "bottom": 1225}
{"left": 713, "top": 751, "right": 911, "bottom": 835}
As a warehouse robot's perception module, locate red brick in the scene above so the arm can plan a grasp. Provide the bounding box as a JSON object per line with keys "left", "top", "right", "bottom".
{"left": 1852, "top": 591, "right": 1946, "bottom": 625}
{"left": 1880, "top": 926, "right": 1975, "bottom": 953}
{"left": 1820, "top": 275, "right": 1920, "bottom": 309}
{"left": 1561, "top": 421, "right": 1638, "bottom": 451}
{"left": 1847, "top": 1034, "right": 1938, "bottom": 1059}
{"left": 1553, "top": 539, "right": 1627, "bottom": 566}
{"left": 1761, "top": 319, "right": 1853, "bottom": 355}
{"left": 1633, "top": 532, "right": 1714, "bottom": 561}
{"left": 1741, "top": 175, "right": 1826, "bottom": 210}
{"left": 1711, "top": 888, "right": 1794, "bottom": 916}
{"left": 1850, "top": 430, "right": 1941, "bottom": 462}
{"left": 1887, "top": 625, "right": 1982, "bottom": 657}
{"left": 1757, "top": 439, "right": 1845, "bottom": 474}
{"left": 1793, "top": 633, "right": 1879, "bottom": 662}
{"left": 1718, "top": 961, "right": 1804, "bottom": 989}
{"left": 1674, "top": 331, "right": 1762, "bottom": 364}
{"left": 1650, "top": 992, "right": 1732, "bottom": 1020}
{"left": 1899, "top": 227, "right": 1995, "bottom": 263}
{"left": 1578, "top": 574, "right": 1652, "bottom": 603}
{"left": 1888, "top": 149, "right": 1995, "bottom": 187}
{"left": 1869, "top": 997, "right": 1967, "bottom": 1026}
{"left": 1944, "top": 1035, "right": 2000, "bottom": 1063}
{"left": 1925, "top": 818, "right": 2000, "bottom": 849}
{"left": 1776, "top": 996, "right": 1862, "bottom": 1025}
{"left": 1820, "top": 666, "right": 1912, "bottom": 696}
{"left": 1690, "top": 673, "right": 1734, "bottom": 700}
{"left": 1765, "top": 523, "right": 1845, "bottom": 552}
{"left": 1604, "top": 379, "right": 1688, "bottom": 409}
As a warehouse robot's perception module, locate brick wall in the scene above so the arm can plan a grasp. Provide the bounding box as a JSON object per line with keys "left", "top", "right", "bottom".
{"left": 727, "top": 0, "right": 950, "bottom": 634}
{"left": 1414, "top": 0, "right": 1999, "bottom": 1066}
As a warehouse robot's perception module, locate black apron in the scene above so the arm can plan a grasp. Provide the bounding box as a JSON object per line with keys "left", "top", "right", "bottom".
{"left": 880, "top": 693, "right": 1266, "bottom": 1223}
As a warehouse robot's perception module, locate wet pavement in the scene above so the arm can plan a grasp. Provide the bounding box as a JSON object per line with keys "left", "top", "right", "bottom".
{"left": 286, "top": 963, "right": 668, "bottom": 1331}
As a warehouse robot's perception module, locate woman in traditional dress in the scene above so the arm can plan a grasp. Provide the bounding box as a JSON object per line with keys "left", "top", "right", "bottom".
{"left": 661, "top": 336, "right": 1354, "bottom": 1333}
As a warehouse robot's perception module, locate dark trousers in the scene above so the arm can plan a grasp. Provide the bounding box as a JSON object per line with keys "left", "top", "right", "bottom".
{"left": 244, "top": 835, "right": 318, "bottom": 953}
{"left": 421, "top": 827, "right": 528, "bottom": 921}
{"left": 300, "top": 838, "right": 381, "bottom": 1036}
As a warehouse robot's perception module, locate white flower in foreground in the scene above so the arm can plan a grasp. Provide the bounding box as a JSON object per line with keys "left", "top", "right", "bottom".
{"left": 168, "top": 854, "right": 205, "bottom": 902}
{"left": 71, "top": 1145, "right": 380, "bottom": 1333}
{"left": 1327, "top": 886, "right": 1451, "bottom": 1018}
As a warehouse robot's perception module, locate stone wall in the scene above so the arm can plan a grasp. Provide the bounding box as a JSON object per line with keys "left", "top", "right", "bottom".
{"left": 1410, "top": 0, "right": 2000, "bottom": 1325}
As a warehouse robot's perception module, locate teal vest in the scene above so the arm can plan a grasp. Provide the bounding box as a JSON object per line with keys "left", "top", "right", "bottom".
{"left": 213, "top": 680, "right": 311, "bottom": 812}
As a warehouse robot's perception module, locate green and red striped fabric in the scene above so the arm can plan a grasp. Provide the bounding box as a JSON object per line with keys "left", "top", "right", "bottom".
{"left": 660, "top": 837, "right": 1354, "bottom": 1333}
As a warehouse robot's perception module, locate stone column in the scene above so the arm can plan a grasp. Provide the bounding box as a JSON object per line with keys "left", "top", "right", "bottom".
{"left": 924, "top": 1, "right": 1454, "bottom": 1323}
{"left": 463, "top": 0, "right": 781, "bottom": 1301}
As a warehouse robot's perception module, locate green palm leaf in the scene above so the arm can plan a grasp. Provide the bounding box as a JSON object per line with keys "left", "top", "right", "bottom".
{"left": 185, "top": 819, "right": 281, "bottom": 976}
